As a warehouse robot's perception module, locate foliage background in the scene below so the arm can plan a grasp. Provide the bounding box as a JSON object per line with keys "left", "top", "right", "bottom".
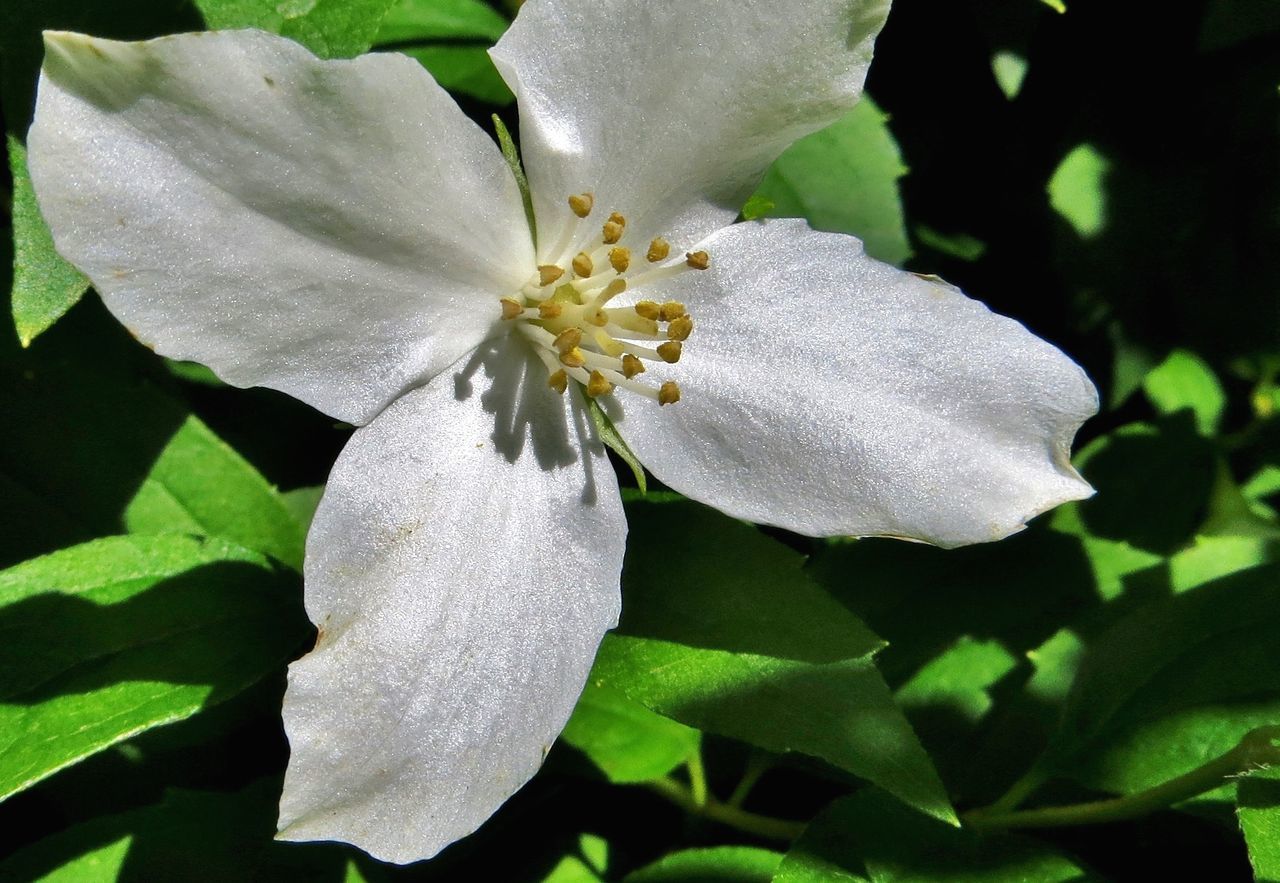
{"left": 1, "top": 0, "right": 1279, "bottom": 880}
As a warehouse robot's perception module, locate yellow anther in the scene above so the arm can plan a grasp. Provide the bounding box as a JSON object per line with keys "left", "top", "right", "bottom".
{"left": 560, "top": 347, "right": 587, "bottom": 368}
{"left": 634, "top": 300, "right": 661, "bottom": 320}
{"left": 585, "top": 308, "right": 609, "bottom": 327}
{"left": 572, "top": 252, "right": 594, "bottom": 277}
{"left": 608, "top": 212, "right": 626, "bottom": 227}
{"left": 658, "top": 381, "right": 681, "bottom": 406}
{"left": 685, "top": 251, "right": 710, "bottom": 270}
{"left": 586, "top": 370, "right": 613, "bottom": 397}
{"left": 538, "top": 265, "right": 565, "bottom": 286}
{"left": 659, "top": 301, "right": 686, "bottom": 322}
{"left": 500, "top": 297, "right": 524, "bottom": 320}
{"left": 548, "top": 369, "right": 569, "bottom": 394}
{"left": 647, "top": 237, "right": 670, "bottom": 263}
{"left": 602, "top": 221, "right": 624, "bottom": 244}
{"left": 538, "top": 301, "right": 563, "bottom": 319}
{"left": 569, "top": 192, "right": 594, "bottom": 218}
{"left": 621, "top": 354, "right": 645, "bottom": 378}
{"left": 667, "top": 315, "right": 693, "bottom": 341}
{"left": 656, "top": 341, "right": 682, "bottom": 363}
{"left": 554, "top": 327, "right": 582, "bottom": 354}
{"left": 608, "top": 247, "right": 631, "bottom": 273}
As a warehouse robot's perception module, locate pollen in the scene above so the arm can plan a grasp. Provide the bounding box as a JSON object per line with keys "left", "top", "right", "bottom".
{"left": 503, "top": 195, "right": 708, "bottom": 407}
{"left": 568, "top": 192, "right": 594, "bottom": 218}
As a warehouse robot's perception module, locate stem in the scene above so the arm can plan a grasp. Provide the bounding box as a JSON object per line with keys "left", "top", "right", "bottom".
{"left": 726, "top": 750, "right": 773, "bottom": 809}
{"left": 964, "top": 725, "right": 1280, "bottom": 832}
{"left": 686, "top": 751, "right": 709, "bottom": 808}
{"left": 645, "top": 776, "right": 808, "bottom": 842}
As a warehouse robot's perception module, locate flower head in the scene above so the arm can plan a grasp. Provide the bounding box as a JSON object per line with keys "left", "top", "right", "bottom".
{"left": 27, "top": 0, "right": 1097, "bottom": 864}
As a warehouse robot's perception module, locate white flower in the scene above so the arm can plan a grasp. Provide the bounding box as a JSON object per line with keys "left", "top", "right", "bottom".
{"left": 27, "top": 0, "right": 1097, "bottom": 864}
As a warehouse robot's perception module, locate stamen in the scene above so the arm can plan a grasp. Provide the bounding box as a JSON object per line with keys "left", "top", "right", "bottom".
{"left": 572, "top": 252, "right": 594, "bottom": 277}
{"left": 602, "top": 220, "right": 624, "bottom": 244}
{"left": 538, "top": 265, "right": 565, "bottom": 286}
{"left": 594, "top": 278, "right": 628, "bottom": 306}
{"left": 538, "top": 301, "right": 563, "bottom": 319}
{"left": 658, "top": 382, "right": 681, "bottom": 406}
{"left": 656, "top": 341, "right": 682, "bottom": 363}
{"left": 647, "top": 237, "right": 670, "bottom": 263}
{"left": 608, "top": 247, "right": 631, "bottom": 273}
{"left": 685, "top": 251, "right": 710, "bottom": 270}
{"left": 659, "top": 301, "right": 686, "bottom": 321}
{"left": 584, "top": 308, "right": 609, "bottom": 327}
{"left": 605, "top": 309, "right": 659, "bottom": 335}
{"left": 667, "top": 316, "right": 693, "bottom": 341}
{"left": 621, "top": 354, "right": 645, "bottom": 378}
{"left": 569, "top": 193, "right": 594, "bottom": 218}
{"left": 548, "top": 369, "right": 569, "bottom": 394}
{"left": 560, "top": 347, "right": 587, "bottom": 368}
{"left": 634, "top": 300, "right": 661, "bottom": 320}
{"left": 589, "top": 328, "right": 626, "bottom": 357}
{"left": 586, "top": 370, "right": 613, "bottom": 397}
{"left": 554, "top": 328, "right": 583, "bottom": 354}
{"left": 500, "top": 297, "right": 524, "bottom": 320}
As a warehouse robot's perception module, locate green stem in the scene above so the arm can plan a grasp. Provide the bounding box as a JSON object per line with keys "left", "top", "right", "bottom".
{"left": 726, "top": 750, "right": 773, "bottom": 809}
{"left": 686, "top": 750, "right": 709, "bottom": 808}
{"left": 645, "top": 776, "right": 807, "bottom": 842}
{"left": 964, "top": 725, "right": 1280, "bottom": 832}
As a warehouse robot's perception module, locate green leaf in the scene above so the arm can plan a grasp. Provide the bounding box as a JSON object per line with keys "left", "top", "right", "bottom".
{"left": 1040, "top": 563, "right": 1280, "bottom": 794}
{"left": 1239, "top": 765, "right": 1280, "bottom": 882}
{"left": 194, "top": 0, "right": 398, "bottom": 58}
{"left": 585, "top": 394, "right": 646, "bottom": 494}
{"left": 0, "top": 780, "right": 359, "bottom": 880}
{"left": 750, "top": 98, "right": 911, "bottom": 265}
{"left": 8, "top": 136, "right": 89, "bottom": 347}
{"left": 1047, "top": 143, "right": 1111, "bottom": 239}
{"left": 895, "top": 636, "right": 1018, "bottom": 725}
{"left": 397, "top": 44, "right": 513, "bottom": 104}
{"left": 0, "top": 535, "right": 306, "bottom": 801}
{"left": 624, "top": 846, "right": 782, "bottom": 882}
{"left": 376, "top": 0, "right": 508, "bottom": 43}
{"left": 561, "top": 682, "right": 699, "bottom": 784}
{"left": 990, "top": 51, "right": 1029, "bottom": 100}
{"left": 775, "top": 791, "right": 1089, "bottom": 883}
{"left": 542, "top": 834, "right": 609, "bottom": 883}
{"left": 594, "top": 499, "right": 954, "bottom": 826}
{"left": 1142, "top": 349, "right": 1226, "bottom": 436}
{"left": 0, "top": 309, "right": 306, "bottom": 570}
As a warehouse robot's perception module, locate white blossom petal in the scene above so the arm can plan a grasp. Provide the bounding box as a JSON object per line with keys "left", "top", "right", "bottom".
{"left": 612, "top": 219, "right": 1098, "bottom": 547}
{"left": 490, "top": 0, "right": 891, "bottom": 261}
{"left": 28, "top": 30, "right": 532, "bottom": 425}
{"left": 277, "top": 338, "right": 625, "bottom": 864}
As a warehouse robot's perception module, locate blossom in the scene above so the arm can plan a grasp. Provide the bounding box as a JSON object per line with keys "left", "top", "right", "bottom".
{"left": 26, "top": 0, "right": 1097, "bottom": 864}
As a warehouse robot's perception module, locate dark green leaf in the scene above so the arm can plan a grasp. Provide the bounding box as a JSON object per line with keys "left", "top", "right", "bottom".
{"left": 0, "top": 535, "right": 306, "bottom": 801}
{"left": 775, "top": 791, "right": 1090, "bottom": 883}
{"left": 1238, "top": 765, "right": 1280, "bottom": 883}
{"left": 751, "top": 99, "right": 911, "bottom": 265}
{"left": 7, "top": 136, "right": 89, "bottom": 346}
{"left": 375, "top": 0, "right": 508, "bottom": 43}
{"left": 397, "top": 44, "right": 513, "bottom": 104}
{"left": 1142, "top": 349, "right": 1226, "bottom": 436}
{"left": 194, "top": 0, "right": 398, "bottom": 58}
{"left": 594, "top": 499, "right": 953, "bottom": 825}
{"left": 542, "top": 834, "right": 609, "bottom": 883}
{"left": 624, "top": 846, "right": 782, "bottom": 882}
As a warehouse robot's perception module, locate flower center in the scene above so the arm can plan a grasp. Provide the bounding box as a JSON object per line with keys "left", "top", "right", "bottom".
{"left": 498, "top": 192, "right": 708, "bottom": 406}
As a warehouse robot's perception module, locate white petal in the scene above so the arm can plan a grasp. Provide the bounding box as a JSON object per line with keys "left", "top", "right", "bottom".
{"left": 490, "top": 0, "right": 891, "bottom": 262}
{"left": 612, "top": 219, "right": 1098, "bottom": 547}
{"left": 28, "top": 30, "right": 533, "bottom": 425}
{"left": 277, "top": 337, "right": 625, "bottom": 864}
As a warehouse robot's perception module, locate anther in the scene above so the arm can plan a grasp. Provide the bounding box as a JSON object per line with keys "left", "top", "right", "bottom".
{"left": 538, "top": 265, "right": 565, "bottom": 286}
{"left": 659, "top": 301, "right": 686, "bottom": 321}
{"left": 586, "top": 370, "right": 613, "bottom": 397}
{"left": 685, "top": 251, "right": 710, "bottom": 270}
{"left": 572, "top": 252, "right": 594, "bottom": 277}
{"left": 500, "top": 297, "right": 524, "bottom": 320}
{"left": 568, "top": 193, "right": 594, "bottom": 218}
{"left": 634, "top": 300, "right": 661, "bottom": 320}
{"left": 548, "top": 369, "right": 569, "bottom": 394}
{"left": 608, "top": 212, "right": 626, "bottom": 227}
{"left": 666, "top": 316, "right": 693, "bottom": 341}
{"left": 538, "top": 302, "right": 563, "bottom": 319}
{"left": 560, "top": 347, "right": 587, "bottom": 368}
{"left": 656, "top": 341, "right": 682, "bottom": 363}
{"left": 602, "top": 221, "right": 624, "bottom": 244}
{"left": 554, "top": 328, "right": 582, "bottom": 354}
{"left": 608, "top": 247, "right": 631, "bottom": 273}
{"left": 621, "top": 354, "right": 646, "bottom": 378}
{"left": 658, "top": 382, "right": 681, "bottom": 406}
{"left": 647, "top": 237, "right": 670, "bottom": 263}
